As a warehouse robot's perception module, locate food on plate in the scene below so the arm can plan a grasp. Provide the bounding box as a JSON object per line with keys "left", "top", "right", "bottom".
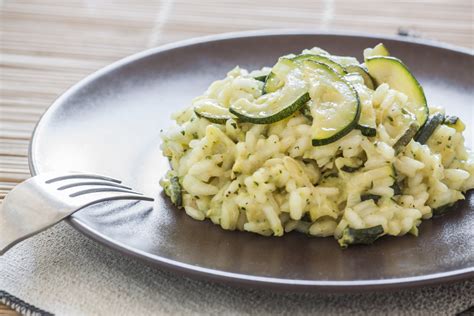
{"left": 160, "top": 43, "right": 473, "bottom": 247}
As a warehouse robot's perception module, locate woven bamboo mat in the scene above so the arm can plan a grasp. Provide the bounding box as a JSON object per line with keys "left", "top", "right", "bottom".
{"left": 0, "top": 0, "right": 472, "bottom": 314}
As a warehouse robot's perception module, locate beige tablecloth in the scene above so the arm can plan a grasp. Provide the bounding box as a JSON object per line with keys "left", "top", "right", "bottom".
{"left": 0, "top": 222, "right": 472, "bottom": 315}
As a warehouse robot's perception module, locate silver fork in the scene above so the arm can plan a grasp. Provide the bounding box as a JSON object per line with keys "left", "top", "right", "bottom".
{"left": 0, "top": 172, "right": 154, "bottom": 255}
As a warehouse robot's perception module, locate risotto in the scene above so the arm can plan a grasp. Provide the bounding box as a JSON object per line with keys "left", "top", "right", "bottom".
{"left": 160, "top": 43, "right": 473, "bottom": 247}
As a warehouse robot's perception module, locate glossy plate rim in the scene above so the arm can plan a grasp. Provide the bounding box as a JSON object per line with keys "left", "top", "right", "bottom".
{"left": 28, "top": 30, "right": 474, "bottom": 291}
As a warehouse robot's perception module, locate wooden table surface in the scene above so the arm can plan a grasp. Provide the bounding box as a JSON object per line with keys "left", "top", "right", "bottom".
{"left": 0, "top": 0, "right": 472, "bottom": 314}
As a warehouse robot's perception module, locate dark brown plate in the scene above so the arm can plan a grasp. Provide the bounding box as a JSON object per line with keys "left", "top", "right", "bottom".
{"left": 29, "top": 31, "right": 473, "bottom": 291}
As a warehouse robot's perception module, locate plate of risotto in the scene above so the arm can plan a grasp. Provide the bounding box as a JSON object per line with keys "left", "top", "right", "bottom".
{"left": 30, "top": 31, "right": 473, "bottom": 290}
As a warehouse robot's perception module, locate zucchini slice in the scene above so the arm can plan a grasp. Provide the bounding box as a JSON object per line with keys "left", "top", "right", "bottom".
{"left": 366, "top": 56, "right": 428, "bottom": 129}
{"left": 253, "top": 75, "right": 268, "bottom": 82}
{"left": 230, "top": 93, "right": 310, "bottom": 124}
{"left": 162, "top": 176, "right": 182, "bottom": 207}
{"left": 292, "top": 54, "right": 346, "bottom": 75}
{"left": 364, "top": 43, "right": 390, "bottom": 60}
{"left": 357, "top": 125, "right": 376, "bottom": 137}
{"left": 343, "top": 72, "right": 377, "bottom": 136}
{"left": 357, "top": 102, "right": 377, "bottom": 137}
{"left": 230, "top": 59, "right": 310, "bottom": 124}
{"left": 169, "top": 177, "right": 182, "bottom": 207}
{"left": 303, "top": 60, "right": 360, "bottom": 146}
{"left": 262, "top": 58, "right": 296, "bottom": 94}
{"left": 263, "top": 55, "right": 346, "bottom": 94}
{"left": 344, "top": 65, "right": 375, "bottom": 90}
{"left": 415, "top": 112, "right": 445, "bottom": 144}
{"left": 329, "top": 55, "right": 360, "bottom": 67}
{"left": 194, "top": 99, "right": 232, "bottom": 124}
{"left": 341, "top": 165, "right": 363, "bottom": 173}
{"left": 392, "top": 181, "right": 402, "bottom": 196}
{"left": 337, "top": 157, "right": 365, "bottom": 173}
{"left": 338, "top": 225, "right": 384, "bottom": 248}
{"left": 372, "top": 43, "right": 390, "bottom": 56}
{"left": 251, "top": 68, "right": 270, "bottom": 83}
{"left": 390, "top": 165, "right": 402, "bottom": 195}
{"left": 263, "top": 72, "right": 281, "bottom": 94}
{"left": 300, "top": 103, "right": 313, "bottom": 120}
{"left": 393, "top": 121, "right": 419, "bottom": 154}
{"left": 360, "top": 194, "right": 381, "bottom": 202}
{"left": 444, "top": 115, "right": 465, "bottom": 132}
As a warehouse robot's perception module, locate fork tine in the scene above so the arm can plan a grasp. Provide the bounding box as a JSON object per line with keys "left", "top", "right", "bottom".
{"left": 69, "top": 187, "right": 142, "bottom": 197}
{"left": 78, "top": 192, "right": 155, "bottom": 208}
{"left": 45, "top": 174, "right": 121, "bottom": 184}
{"left": 92, "top": 194, "right": 154, "bottom": 202}
{"left": 57, "top": 181, "right": 132, "bottom": 191}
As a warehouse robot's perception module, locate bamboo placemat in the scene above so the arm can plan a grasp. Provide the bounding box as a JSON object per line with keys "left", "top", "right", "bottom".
{"left": 0, "top": 0, "right": 472, "bottom": 314}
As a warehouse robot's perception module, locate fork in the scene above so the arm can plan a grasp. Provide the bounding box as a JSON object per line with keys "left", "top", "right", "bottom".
{"left": 0, "top": 172, "right": 154, "bottom": 255}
